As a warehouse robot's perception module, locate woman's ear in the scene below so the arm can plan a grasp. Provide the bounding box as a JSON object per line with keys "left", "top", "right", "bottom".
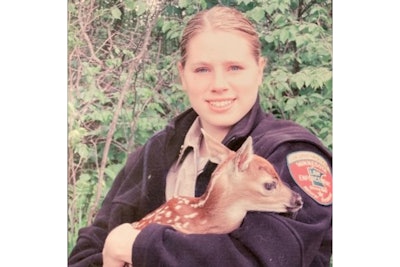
{"left": 257, "top": 57, "right": 267, "bottom": 85}
{"left": 177, "top": 61, "right": 187, "bottom": 91}
{"left": 258, "top": 57, "right": 266, "bottom": 72}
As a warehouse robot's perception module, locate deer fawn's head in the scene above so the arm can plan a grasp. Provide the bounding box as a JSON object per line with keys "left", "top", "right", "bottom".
{"left": 201, "top": 129, "right": 303, "bottom": 214}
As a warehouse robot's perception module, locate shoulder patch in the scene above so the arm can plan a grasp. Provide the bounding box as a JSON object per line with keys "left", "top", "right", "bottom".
{"left": 287, "top": 151, "right": 332, "bottom": 205}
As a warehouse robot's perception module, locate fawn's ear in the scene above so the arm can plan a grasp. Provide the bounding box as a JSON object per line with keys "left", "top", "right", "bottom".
{"left": 201, "top": 128, "right": 231, "bottom": 164}
{"left": 234, "top": 136, "right": 253, "bottom": 172}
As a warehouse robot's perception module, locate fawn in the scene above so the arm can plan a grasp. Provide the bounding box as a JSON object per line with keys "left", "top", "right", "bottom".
{"left": 131, "top": 129, "right": 303, "bottom": 234}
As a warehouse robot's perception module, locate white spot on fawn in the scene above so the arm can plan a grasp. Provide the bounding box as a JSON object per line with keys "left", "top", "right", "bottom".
{"left": 190, "top": 201, "right": 204, "bottom": 209}
{"left": 183, "top": 212, "right": 199, "bottom": 219}
{"left": 178, "top": 197, "right": 190, "bottom": 205}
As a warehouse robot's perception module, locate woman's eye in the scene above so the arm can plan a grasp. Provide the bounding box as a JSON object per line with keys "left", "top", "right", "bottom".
{"left": 194, "top": 67, "right": 209, "bottom": 73}
{"left": 229, "top": 65, "right": 242, "bottom": 71}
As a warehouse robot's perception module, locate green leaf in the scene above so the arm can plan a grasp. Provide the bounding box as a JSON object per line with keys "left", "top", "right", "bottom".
{"left": 124, "top": 0, "right": 135, "bottom": 10}
{"left": 178, "top": 0, "right": 188, "bottom": 8}
{"left": 161, "top": 21, "right": 171, "bottom": 33}
{"left": 105, "top": 164, "right": 124, "bottom": 180}
{"left": 273, "top": 14, "right": 286, "bottom": 27}
{"left": 291, "top": 72, "right": 306, "bottom": 89}
{"left": 76, "top": 143, "right": 90, "bottom": 159}
{"left": 246, "top": 7, "right": 265, "bottom": 23}
{"left": 78, "top": 173, "right": 91, "bottom": 183}
{"left": 69, "top": 127, "right": 87, "bottom": 146}
{"left": 238, "top": 0, "right": 253, "bottom": 5}
{"left": 325, "top": 78, "right": 332, "bottom": 92}
{"left": 265, "top": 2, "right": 278, "bottom": 15}
{"left": 110, "top": 6, "right": 122, "bottom": 20}
{"left": 168, "top": 31, "right": 180, "bottom": 40}
{"left": 264, "top": 35, "right": 274, "bottom": 43}
{"left": 284, "top": 98, "right": 297, "bottom": 111}
{"left": 136, "top": 1, "right": 147, "bottom": 16}
{"left": 279, "top": 29, "right": 290, "bottom": 43}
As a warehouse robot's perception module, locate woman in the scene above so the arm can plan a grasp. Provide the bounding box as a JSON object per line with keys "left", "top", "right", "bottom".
{"left": 68, "top": 5, "right": 332, "bottom": 267}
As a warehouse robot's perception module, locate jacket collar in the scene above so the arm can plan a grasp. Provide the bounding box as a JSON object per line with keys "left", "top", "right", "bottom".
{"left": 222, "top": 95, "right": 264, "bottom": 150}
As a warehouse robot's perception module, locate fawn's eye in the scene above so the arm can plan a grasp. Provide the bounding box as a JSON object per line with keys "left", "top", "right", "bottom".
{"left": 264, "top": 181, "right": 277, "bottom": 191}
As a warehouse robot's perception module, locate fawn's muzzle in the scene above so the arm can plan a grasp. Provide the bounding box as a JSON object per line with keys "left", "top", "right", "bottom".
{"left": 287, "top": 192, "right": 303, "bottom": 212}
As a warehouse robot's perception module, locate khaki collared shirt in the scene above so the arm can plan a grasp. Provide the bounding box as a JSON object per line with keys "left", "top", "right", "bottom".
{"left": 165, "top": 117, "right": 208, "bottom": 200}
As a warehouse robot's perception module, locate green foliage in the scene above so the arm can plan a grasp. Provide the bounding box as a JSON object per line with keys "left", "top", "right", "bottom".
{"left": 255, "top": 0, "right": 333, "bottom": 149}
{"left": 68, "top": 0, "right": 332, "bottom": 254}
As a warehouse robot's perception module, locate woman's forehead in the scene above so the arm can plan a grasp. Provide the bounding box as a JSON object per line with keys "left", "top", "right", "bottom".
{"left": 185, "top": 30, "right": 254, "bottom": 63}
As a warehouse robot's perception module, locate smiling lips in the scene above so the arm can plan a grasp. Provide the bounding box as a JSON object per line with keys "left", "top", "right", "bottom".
{"left": 207, "top": 99, "right": 234, "bottom": 109}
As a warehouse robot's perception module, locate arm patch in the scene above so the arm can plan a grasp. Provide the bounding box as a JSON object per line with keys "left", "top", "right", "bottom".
{"left": 287, "top": 151, "right": 332, "bottom": 205}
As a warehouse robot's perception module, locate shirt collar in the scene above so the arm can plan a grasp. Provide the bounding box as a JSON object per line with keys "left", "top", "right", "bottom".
{"left": 177, "top": 116, "right": 202, "bottom": 165}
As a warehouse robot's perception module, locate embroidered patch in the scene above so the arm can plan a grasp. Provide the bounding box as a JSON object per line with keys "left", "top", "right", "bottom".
{"left": 287, "top": 151, "right": 332, "bottom": 205}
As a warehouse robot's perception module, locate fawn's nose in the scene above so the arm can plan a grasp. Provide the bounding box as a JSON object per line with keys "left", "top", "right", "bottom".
{"left": 287, "top": 192, "right": 303, "bottom": 212}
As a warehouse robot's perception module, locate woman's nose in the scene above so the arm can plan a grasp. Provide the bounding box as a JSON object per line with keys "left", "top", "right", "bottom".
{"left": 211, "top": 71, "right": 228, "bottom": 93}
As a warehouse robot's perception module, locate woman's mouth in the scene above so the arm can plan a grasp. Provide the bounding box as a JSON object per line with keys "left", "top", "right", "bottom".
{"left": 208, "top": 99, "right": 234, "bottom": 109}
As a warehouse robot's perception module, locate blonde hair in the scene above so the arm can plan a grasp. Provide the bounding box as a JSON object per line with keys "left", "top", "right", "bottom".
{"left": 180, "top": 5, "right": 261, "bottom": 67}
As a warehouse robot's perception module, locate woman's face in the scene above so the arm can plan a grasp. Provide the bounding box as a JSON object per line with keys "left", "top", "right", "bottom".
{"left": 178, "top": 29, "right": 266, "bottom": 136}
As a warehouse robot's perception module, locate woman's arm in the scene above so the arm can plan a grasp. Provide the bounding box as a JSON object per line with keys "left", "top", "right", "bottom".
{"left": 68, "top": 147, "right": 144, "bottom": 267}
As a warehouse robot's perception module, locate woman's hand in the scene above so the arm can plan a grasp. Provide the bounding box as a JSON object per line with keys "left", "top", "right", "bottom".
{"left": 102, "top": 223, "right": 140, "bottom": 267}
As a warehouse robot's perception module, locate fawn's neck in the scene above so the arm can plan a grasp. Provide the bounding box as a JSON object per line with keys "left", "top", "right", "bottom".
{"left": 182, "top": 187, "right": 247, "bottom": 234}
